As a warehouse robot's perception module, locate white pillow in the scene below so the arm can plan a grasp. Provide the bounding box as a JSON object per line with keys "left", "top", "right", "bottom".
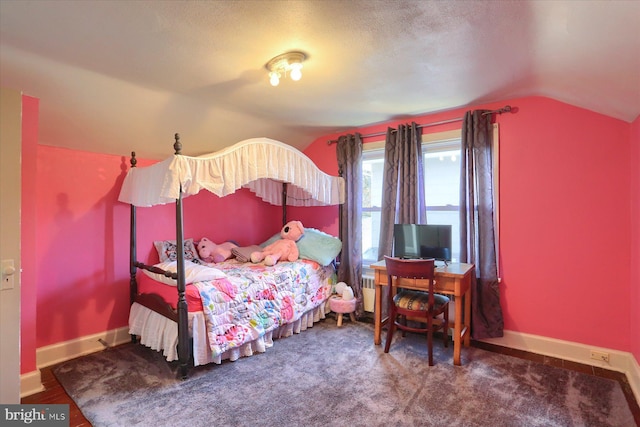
{"left": 141, "top": 260, "right": 226, "bottom": 286}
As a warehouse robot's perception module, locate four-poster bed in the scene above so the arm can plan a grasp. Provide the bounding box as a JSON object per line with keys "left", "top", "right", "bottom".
{"left": 118, "top": 134, "right": 345, "bottom": 378}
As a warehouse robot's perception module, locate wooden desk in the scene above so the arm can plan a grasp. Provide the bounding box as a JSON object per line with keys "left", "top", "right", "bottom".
{"left": 370, "top": 260, "right": 475, "bottom": 365}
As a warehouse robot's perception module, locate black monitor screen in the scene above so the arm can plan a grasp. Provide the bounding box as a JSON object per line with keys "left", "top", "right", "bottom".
{"left": 392, "top": 224, "right": 452, "bottom": 261}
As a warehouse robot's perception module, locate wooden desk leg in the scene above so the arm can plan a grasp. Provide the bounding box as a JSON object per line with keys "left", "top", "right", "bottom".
{"left": 453, "top": 294, "right": 463, "bottom": 365}
{"left": 463, "top": 285, "right": 471, "bottom": 347}
{"left": 374, "top": 284, "right": 382, "bottom": 345}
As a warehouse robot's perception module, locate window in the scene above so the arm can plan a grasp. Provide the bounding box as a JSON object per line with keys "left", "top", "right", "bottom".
{"left": 362, "top": 143, "right": 385, "bottom": 265}
{"left": 361, "top": 130, "right": 463, "bottom": 269}
{"left": 361, "top": 125, "right": 501, "bottom": 270}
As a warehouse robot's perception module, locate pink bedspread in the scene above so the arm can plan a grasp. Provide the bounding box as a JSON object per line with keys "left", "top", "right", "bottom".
{"left": 194, "top": 259, "right": 334, "bottom": 357}
{"left": 137, "top": 272, "right": 204, "bottom": 312}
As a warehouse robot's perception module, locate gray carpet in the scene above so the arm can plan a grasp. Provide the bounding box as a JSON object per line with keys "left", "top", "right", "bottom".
{"left": 54, "top": 320, "right": 635, "bottom": 427}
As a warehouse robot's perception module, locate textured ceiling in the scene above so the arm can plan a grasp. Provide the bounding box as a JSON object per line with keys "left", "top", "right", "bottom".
{"left": 1, "top": 0, "right": 639, "bottom": 159}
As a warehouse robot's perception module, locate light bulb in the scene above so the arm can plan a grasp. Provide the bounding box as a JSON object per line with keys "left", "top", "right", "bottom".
{"left": 289, "top": 64, "right": 303, "bottom": 81}
{"left": 269, "top": 72, "right": 280, "bottom": 86}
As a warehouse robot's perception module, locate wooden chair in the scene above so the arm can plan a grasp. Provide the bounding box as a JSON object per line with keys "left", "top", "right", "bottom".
{"left": 383, "top": 256, "right": 450, "bottom": 366}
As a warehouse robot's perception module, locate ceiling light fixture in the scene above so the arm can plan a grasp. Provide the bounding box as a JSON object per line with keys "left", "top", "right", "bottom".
{"left": 265, "top": 51, "right": 306, "bottom": 87}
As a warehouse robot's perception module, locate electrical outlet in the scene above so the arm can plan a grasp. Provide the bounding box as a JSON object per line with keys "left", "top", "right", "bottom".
{"left": 590, "top": 350, "right": 610, "bottom": 363}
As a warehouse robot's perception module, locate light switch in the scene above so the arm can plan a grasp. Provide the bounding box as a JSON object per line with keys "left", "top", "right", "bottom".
{"left": 1, "top": 259, "right": 16, "bottom": 290}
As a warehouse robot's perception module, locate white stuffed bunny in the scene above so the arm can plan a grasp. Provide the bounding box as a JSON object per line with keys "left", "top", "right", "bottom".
{"left": 342, "top": 286, "right": 354, "bottom": 301}
{"left": 335, "top": 281, "right": 354, "bottom": 300}
{"left": 335, "top": 281, "right": 347, "bottom": 295}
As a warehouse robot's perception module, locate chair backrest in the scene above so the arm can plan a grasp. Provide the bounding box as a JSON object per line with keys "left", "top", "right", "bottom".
{"left": 384, "top": 256, "right": 436, "bottom": 305}
{"left": 384, "top": 256, "right": 435, "bottom": 280}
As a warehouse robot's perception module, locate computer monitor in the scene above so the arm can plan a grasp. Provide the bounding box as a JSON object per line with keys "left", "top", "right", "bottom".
{"left": 392, "top": 224, "right": 452, "bottom": 262}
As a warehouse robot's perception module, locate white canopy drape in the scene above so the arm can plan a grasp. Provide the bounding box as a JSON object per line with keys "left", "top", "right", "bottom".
{"left": 118, "top": 137, "right": 345, "bottom": 207}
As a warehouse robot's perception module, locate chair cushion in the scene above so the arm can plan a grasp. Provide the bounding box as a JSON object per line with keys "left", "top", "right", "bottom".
{"left": 393, "top": 290, "right": 450, "bottom": 311}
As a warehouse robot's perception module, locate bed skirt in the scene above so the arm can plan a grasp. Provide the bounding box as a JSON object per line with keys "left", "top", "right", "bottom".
{"left": 129, "top": 301, "right": 329, "bottom": 366}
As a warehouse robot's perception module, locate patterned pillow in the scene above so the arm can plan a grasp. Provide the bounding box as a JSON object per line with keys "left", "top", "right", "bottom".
{"left": 154, "top": 238, "right": 202, "bottom": 264}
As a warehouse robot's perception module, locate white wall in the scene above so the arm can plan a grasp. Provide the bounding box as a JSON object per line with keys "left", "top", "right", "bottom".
{"left": 0, "top": 87, "right": 22, "bottom": 403}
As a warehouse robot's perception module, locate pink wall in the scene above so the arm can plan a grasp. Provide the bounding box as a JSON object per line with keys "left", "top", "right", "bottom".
{"left": 23, "top": 95, "right": 637, "bottom": 370}
{"left": 302, "top": 96, "right": 634, "bottom": 353}
{"left": 630, "top": 115, "right": 640, "bottom": 363}
{"left": 20, "top": 95, "right": 38, "bottom": 374}
{"left": 34, "top": 147, "right": 132, "bottom": 346}
{"left": 32, "top": 148, "right": 281, "bottom": 348}
{"left": 497, "top": 98, "right": 630, "bottom": 350}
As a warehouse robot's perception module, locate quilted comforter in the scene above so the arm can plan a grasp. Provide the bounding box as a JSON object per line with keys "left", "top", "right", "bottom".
{"left": 194, "top": 259, "right": 334, "bottom": 357}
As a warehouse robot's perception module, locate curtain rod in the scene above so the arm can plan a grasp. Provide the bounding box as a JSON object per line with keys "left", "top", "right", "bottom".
{"left": 327, "top": 105, "right": 513, "bottom": 145}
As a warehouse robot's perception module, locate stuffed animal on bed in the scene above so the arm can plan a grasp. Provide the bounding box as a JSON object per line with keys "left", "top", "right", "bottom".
{"left": 250, "top": 220, "right": 305, "bottom": 266}
{"left": 197, "top": 238, "right": 238, "bottom": 264}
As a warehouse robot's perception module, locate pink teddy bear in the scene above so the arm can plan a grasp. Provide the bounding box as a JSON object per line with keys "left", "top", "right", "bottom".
{"left": 251, "top": 220, "right": 305, "bottom": 266}
{"left": 197, "top": 238, "right": 238, "bottom": 263}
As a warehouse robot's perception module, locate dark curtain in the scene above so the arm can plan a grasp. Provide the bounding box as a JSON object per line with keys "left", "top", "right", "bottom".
{"left": 460, "top": 110, "right": 504, "bottom": 339}
{"left": 376, "top": 122, "right": 424, "bottom": 319}
{"left": 336, "top": 133, "right": 364, "bottom": 316}
{"left": 377, "top": 122, "right": 425, "bottom": 260}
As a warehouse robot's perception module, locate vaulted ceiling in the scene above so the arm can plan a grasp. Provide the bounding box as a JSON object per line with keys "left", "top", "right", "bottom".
{"left": 1, "top": 0, "right": 639, "bottom": 159}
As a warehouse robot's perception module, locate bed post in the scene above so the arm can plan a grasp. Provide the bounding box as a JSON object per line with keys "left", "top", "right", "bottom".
{"left": 337, "top": 164, "right": 344, "bottom": 265}
{"left": 282, "top": 183, "right": 287, "bottom": 225}
{"left": 173, "top": 133, "right": 190, "bottom": 379}
{"left": 129, "top": 151, "right": 138, "bottom": 343}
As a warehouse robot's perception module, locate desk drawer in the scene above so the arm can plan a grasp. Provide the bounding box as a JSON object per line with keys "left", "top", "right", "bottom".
{"left": 433, "top": 276, "right": 457, "bottom": 295}
{"left": 375, "top": 271, "right": 456, "bottom": 295}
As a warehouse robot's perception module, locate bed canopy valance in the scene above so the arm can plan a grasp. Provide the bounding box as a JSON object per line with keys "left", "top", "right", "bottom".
{"left": 118, "top": 136, "right": 345, "bottom": 207}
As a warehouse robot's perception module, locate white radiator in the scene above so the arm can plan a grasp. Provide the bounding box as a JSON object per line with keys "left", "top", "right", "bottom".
{"left": 362, "top": 274, "right": 375, "bottom": 312}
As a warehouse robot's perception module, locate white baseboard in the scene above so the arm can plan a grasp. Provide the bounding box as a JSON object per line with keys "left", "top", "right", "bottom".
{"left": 480, "top": 330, "right": 640, "bottom": 404}
{"left": 20, "top": 326, "right": 132, "bottom": 397}
{"left": 20, "top": 369, "right": 44, "bottom": 398}
{"left": 36, "top": 326, "right": 131, "bottom": 369}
